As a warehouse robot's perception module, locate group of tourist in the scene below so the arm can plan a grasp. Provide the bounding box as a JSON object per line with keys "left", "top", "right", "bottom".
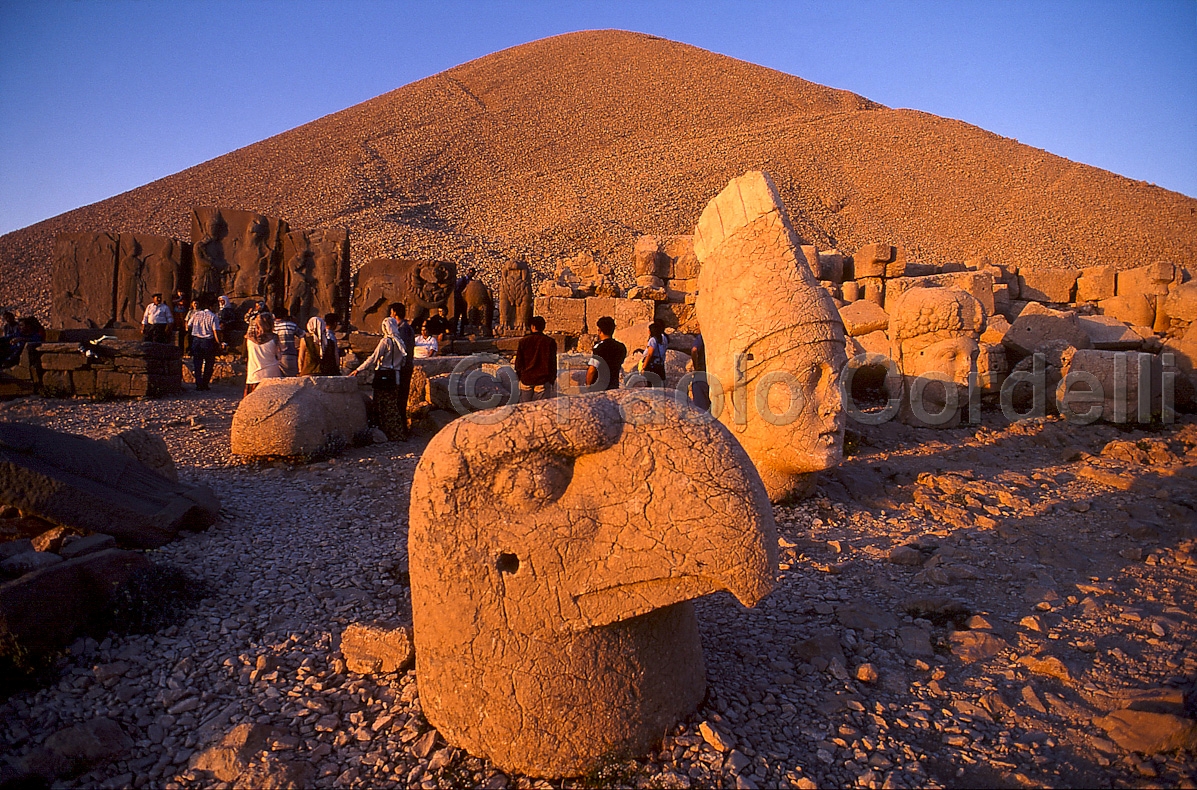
{"left": 244, "top": 310, "right": 342, "bottom": 392}
{"left": 0, "top": 311, "right": 45, "bottom": 369}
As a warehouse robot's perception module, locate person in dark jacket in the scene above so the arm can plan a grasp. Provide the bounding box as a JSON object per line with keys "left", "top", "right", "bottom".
{"left": 514, "top": 316, "right": 557, "bottom": 402}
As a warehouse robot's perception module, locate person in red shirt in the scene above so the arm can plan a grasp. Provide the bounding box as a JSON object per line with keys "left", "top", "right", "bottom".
{"left": 514, "top": 316, "right": 557, "bottom": 402}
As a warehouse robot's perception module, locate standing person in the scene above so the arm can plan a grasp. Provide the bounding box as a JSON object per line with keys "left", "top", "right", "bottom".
{"left": 585, "top": 316, "right": 627, "bottom": 392}
{"left": 390, "top": 303, "right": 416, "bottom": 438}
{"left": 690, "top": 333, "right": 711, "bottom": 411}
{"left": 186, "top": 294, "right": 223, "bottom": 391}
{"left": 413, "top": 320, "right": 439, "bottom": 359}
{"left": 514, "top": 316, "right": 557, "bottom": 402}
{"left": 244, "top": 313, "right": 282, "bottom": 397}
{"left": 141, "top": 294, "right": 173, "bottom": 343}
{"left": 171, "top": 289, "right": 188, "bottom": 351}
{"left": 321, "top": 314, "right": 343, "bottom": 375}
{"left": 638, "top": 320, "right": 668, "bottom": 387}
{"left": 348, "top": 316, "right": 408, "bottom": 441}
{"left": 273, "top": 307, "right": 304, "bottom": 377}
{"left": 298, "top": 315, "right": 337, "bottom": 376}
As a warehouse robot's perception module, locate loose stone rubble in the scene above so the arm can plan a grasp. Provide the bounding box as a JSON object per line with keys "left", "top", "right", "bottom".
{"left": 0, "top": 386, "right": 1192, "bottom": 789}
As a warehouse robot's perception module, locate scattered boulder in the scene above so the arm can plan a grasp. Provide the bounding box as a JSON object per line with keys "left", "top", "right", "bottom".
{"left": 898, "top": 626, "right": 935, "bottom": 658}
{"left": 1100, "top": 292, "right": 1156, "bottom": 328}
{"left": 1095, "top": 709, "right": 1197, "bottom": 755}
{"left": 231, "top": 376, "right": 368, "bottom": 458}
{"left": 1018, "top": 267, "right": 1078, "bottom": 303}
{"left": 949, "top": 631, "right": 1008, "bottom": 663}
{"left": 192, "top": 723, "right": 273, "bottom": 783}
{"left": 0, "top": 548, "right": 152, "bottom": 656}
{"left": 1078, "top": 315, "right": 1144, "bottom": 350}
{"left": 1057, "top": 349, "right": 1161, "bottom": 424}
{"left": 99, "top": 427, "right": 177, "bottom": 482}
{"left": 0, "top": 423, "right": 220, "bottom": 549}
{"left": 340, "top": 621, "right": 414, "bottom": 674}
{"left": 1076, "top": 265, "right": 1116, "bottom": 302}
{"left": 59, "top": 533, "right": 117, "bottom": 560}
{"left": 20, "top": 717, "right": 132, "bottom": 780}
{"left": 1163, "top": 280, "right": 1197, "bottom": 323}
{"left": 1002, "top": 303, "right": 1092, "bottom": 361}
{"left": 0, "top": 549, "right": 63, "bottom": 578}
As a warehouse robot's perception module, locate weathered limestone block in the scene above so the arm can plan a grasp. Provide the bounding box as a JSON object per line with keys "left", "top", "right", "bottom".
{"left": 51, "top": 232, "right": 119, "bottom": 329}
{"left": 191, "top": 208, "right": 288, "bottom": 303}
{"left": 340, "top": 622, "right": 414, "bottom": 674}
{"left": 582, "top": 297, "right": 655, "bottom": 333}
{"left": 663, "top": 235, "right": 699, "bottom": 279}
{"left": 1017, "top": 267, "right": 1078, "bottom": 303}
{"left": 818, "top": 250, "right": 845, "bottom": 283}
{"left": 859, "top": 277, "right": 884, "bottom": 306}
{"left": 633, "top": 236, "right": 668, "bottom": 278}
{"left": 1, "top": 549, "right": 150, "bottom": 658}
{"left": 841, "top": 281, "right": 861, "bottom": 302}
{"left": 18, "top": 716, "right": 134, "bottom": 780}
{"left": 886, "top": 287, "right": 984, "bottom": 428}
{"left": 1076, "top": 265, "right": 1116, "bottom": 302}
{"left": 1078, "top": 315, "right": 1144, "bottom": 351}
{"left": 231, "top": 376, "right": 368, "bottom": 457}
{"left": 852, "top": 244, "right": 895, "bottom": 279}
{"left": 1117, "top": 262, "right": 1175, "bottom": 298}
{"left": 838, "top": 300, "right": 889, "bottom": 337}
{"left": 1002, "top": 302, "right": 1093, "bottom": 361}
{"left": 694, "top": 171, "right": 848, "bottom": 502}
{"left": 800, "top": 246, "right": 821, "bottom": 279}
{"left": 409, "top": 390, "right": 777, "bottom": 778}
{"left": 1057, "top": 349, "right": 1162, "bottom": 424}
{"left": 976, "top": 342, "right": 1007, "bottom": 392}
{"left": 885, "top": 272, "right": 995, "bottom": 317}
{"left": 654, "top": 302, "right": 699, "bottom": 333}
{"left": 1163, "top": 281, "right": 1197, "bottom": 324}
{"left": 1099, "top": 293, "right": 1156, "bottom": 329}
{"left": 281, "top": 227, "right": 350, "bottom": 325}
{"left": 99, "top": 427, "right": 177, "bottom": 482}
{"left": 352, "top": 258, "right": 456, "bottom": 333}
{"left": 533, "top": 296, "right": 586, "bottom": 335}
{"left": 498, "top": 258, "right": 534, "bottom": 335}
{"left": 0, "top": 423, "right": 219, "bottom": 549}
{"left": 114, "top": 234, "right": 190, "bottom": 327}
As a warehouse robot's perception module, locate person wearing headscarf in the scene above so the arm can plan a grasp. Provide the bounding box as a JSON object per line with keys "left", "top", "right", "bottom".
{"left": 244, "top": 312, "right": 281, "bottom": 397}
{"left": 349, "top": 316, "right": 409, "bottom": 440}
{"left": 299, "top": 316, "right": 326, "bottom": 376}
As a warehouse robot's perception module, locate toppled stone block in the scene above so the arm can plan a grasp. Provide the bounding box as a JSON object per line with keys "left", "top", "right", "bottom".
{"left": 838, "top": 300, "right": 889, "bottom": 337}
{"left": 0, "top": 423, "right": 219, "bottom": 549}
{"left": 1163, "top": 281, "right": 1197, "bottom": 324}
{"left": 885, "top": 272, "right": 994, "bottom": 317}
{"left": 1100, "top": 293, "right": 1156, "bottom": 328}
{"left": 99, "top": 427, "right": 177, "bottom": 482}
{"left": 1018, "top": 267, "right": 1078, "bottom": 303}
{"left": 59, "top": 533, "right": 117, "bottom": 560}
{"left": 1116, "top": 262, "right": 1175, "bottom": 298}
{"left": 1076, "top": 265, "right": 1116, "bottom": 302}
{"left": 231, "top": 376, "right": 368, "bottom": 458}
{"left": 1078, "top": 315, "right": 1144, "bottom": 350}
{"left": 949, "top": 631, "right": 1008, "bottom": 663}
{"left": 1057, "top": 349, "right": 1161, "bottom": 424}
{"left": 533, "top": 296, "right": 586, "bottom": 335}
{"left": 852, "top": 244, "right": 895, "bottom": 279}
{"left": 1095, "top": 709, "right": 1197, "bottom": 755}
{"left": 654, "top": 302, "right": 699, "bottom": 333}
{"left": 341, "top": 622, "right": 414, "bottom": 674}
{"left": 0, "top": 549, "right": 151, "bottom": 657}
{"left": 584, "top": 297, "right": 654, "bottom": 334}
{"left": 1002, "top": 302, "right": 1092, "bottom": 361}
{"left": 0, "top": 550, "right": 62, "bottom": 578}
{"left": 191, "top": 723, "right": 274, "bottom": 782}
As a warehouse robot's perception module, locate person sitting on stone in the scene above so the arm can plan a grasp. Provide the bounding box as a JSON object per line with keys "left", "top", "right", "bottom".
{"left": 413, "top": 320, "right": 439, "bottom": 359}
{"left": 2, "top": 316, "right": 43, "bottom": 368}
{"left": 0, "top": 311, "right": 17, "bottom": 364}
{"left": 586, "top": 316, "right": 627, "bottom": 392}
{"left": 244, "top": 313, "right": 281, "bottom": 397}
{"left": 142, "top": 293, "right": 173, "bottom": 344}
{"left": 514, "top": 316, "right": 557, "bottom": 402}
{"left": 273, "top": 306, "right": 304, "bottom": 377}
{"left": 424, "top": 308, "right": 452, "bottom": 345}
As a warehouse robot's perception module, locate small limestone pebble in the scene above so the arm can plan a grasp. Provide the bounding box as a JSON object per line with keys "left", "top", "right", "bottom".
{"left": 699, "top": 720, "right": 734, "bottom": 752}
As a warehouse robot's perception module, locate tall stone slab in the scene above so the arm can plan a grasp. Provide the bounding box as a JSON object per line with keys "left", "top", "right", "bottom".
{"left": 281, "top": 227, "right": 350, "bottom": 324}
{"left": 115, "top": 234, "right": 191, "bottom": 327}
{"left": 351, "top": 258, "right": 456, "bottom": 334}
{"left": 51, "top": 232, "right": 119, "bottom": 329}
{"left": 190, "top": 207, "right": 288, "bottom": 304}
{"left": 693, "top": 171, "right": 848, "bottom": 503}
{"left": 497, "top": 258, "right": 534, "bottom": 336}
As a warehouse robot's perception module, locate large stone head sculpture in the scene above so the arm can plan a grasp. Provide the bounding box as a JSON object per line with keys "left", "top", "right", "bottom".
{"left": 693, "top": 171, "right": 848, "bottom": 502}
{"left": 887, "top": 285, "right": 983, "bottom": 427}
{"left": 409, "top": 390, "right": 777, "bottom": 778}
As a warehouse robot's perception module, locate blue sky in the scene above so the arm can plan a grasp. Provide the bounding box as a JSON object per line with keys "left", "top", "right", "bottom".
{"left": 0, "top": 0, "right": 1194, "bottom": 235}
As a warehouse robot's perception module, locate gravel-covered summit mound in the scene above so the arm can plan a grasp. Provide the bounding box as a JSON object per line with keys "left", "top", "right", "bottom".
{"left": 3, "top": 29, "right": 1195, "bottom": 316}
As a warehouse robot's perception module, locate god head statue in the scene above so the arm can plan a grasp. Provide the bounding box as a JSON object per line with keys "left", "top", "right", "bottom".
{"left": 408, "top": 390, "right": 776, "bottom": 778}
{"left": 887, "top": 286, "right": 983, "bottom": 427}
{"left": 693, "top": 171, "right": 848, "bottom": 503}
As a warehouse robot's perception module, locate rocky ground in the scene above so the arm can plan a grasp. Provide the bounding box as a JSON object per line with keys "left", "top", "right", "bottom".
{"left": 1, "top": 383, "right": 1195, "bottom": 789}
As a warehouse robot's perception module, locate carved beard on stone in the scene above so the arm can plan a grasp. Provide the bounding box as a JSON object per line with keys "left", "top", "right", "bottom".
{"left": 693, "top": 170, "right": 848, "bottom": 503}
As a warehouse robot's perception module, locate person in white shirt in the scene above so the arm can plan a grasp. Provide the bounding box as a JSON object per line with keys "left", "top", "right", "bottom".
{"left": 349, "top": 317, "right": 409, "bottom": 440}
{"left": 141, "top": 294, "right": 173, "bottom": 344}
{"left": 244, "top": 312, "right": 282, "bottom": 397}
{"left": 186, "top": 294, "right": 224, "bottom": 391}
{"left": 413, "top": 320, "right": 439, "bottom": 359}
